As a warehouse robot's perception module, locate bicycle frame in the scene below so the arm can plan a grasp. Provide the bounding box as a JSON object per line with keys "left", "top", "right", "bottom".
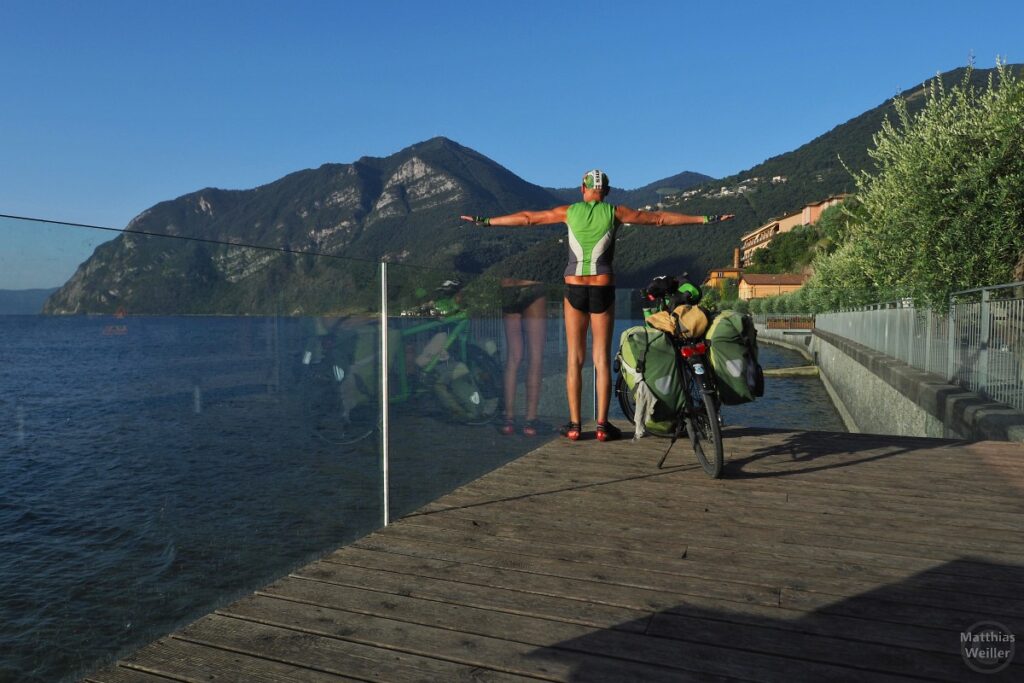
{"left": 678, "top": 340, "right": 718, "bottom": 402}
{"left": 388, "top": 309, "right": 472, "bottom": 403}
{"left": 656, "top": 338, "right": 720, "bottom": 469}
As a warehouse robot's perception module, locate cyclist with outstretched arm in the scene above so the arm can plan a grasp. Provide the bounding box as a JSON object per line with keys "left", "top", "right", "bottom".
{"left": 462, "top": 169, "right": 733, "bottom": 441}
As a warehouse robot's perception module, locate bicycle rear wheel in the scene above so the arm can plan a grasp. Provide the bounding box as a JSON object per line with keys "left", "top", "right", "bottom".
{"left": 616, "top": 373, "right": 635, "bottom": 423}
{"left": 617, "top": 372, "right": 677, "bottom": 438}
{"left": 686, "top": 378, "right": 724, "bottom": 478}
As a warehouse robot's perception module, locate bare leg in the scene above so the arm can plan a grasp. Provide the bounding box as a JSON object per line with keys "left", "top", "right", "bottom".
{"left": 563, "top": 297, "right": 589, "bottom": 425}
{"left": 502, "top": 313, "right": 523, "bottom": 420}
{"left": 523, "top": 296, "right": 547, "bottom": 421}
{"left": 590, "top": 307, "right": 615, "bottom": 423}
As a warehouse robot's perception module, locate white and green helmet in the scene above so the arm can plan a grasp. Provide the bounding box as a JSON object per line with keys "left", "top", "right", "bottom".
{"left": 582, "top": 169, "right": 609, "bottom": 191}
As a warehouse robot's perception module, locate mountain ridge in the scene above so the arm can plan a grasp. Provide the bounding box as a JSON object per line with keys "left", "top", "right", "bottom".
{"left": 44, "top": 64, "right": 1020, "bottom": 312}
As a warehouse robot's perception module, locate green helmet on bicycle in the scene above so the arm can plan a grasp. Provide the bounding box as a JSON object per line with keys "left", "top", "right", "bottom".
{"left": 676, "top": 282, "right": 702, "bottom": 306}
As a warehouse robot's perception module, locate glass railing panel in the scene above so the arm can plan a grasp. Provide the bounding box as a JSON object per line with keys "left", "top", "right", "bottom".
{"left": 0, "top": 216, "right": 383, "bottom": 682}
{"left": 382, "top": 263, "right": 598, "bottom": 518}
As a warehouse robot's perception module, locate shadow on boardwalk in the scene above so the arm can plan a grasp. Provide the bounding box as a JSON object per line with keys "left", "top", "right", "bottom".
{"left": 528, "top": 558, "right": 1024, "bottom": 681}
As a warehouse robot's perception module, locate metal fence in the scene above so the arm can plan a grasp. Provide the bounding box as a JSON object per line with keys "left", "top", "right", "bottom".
{"left": 815, "top": 282, "right": 1024, "bottom": 412}
{"left": 751, "top": 314, "right": 815, "bottom": 330}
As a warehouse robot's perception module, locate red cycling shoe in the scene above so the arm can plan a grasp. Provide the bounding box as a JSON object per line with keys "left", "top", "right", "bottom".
{"left": 559, "top": 421, "right": 581, "bottom": 441}
{"left": 596, "top": 421, "right": 622, "bottom": 442}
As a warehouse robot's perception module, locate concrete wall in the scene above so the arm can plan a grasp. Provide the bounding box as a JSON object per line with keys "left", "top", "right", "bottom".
{"left": 811, "top": 332, "right": 946, "bottom": 437}
{"left": 755, "top": 325, "right": 1024, "bottom": 441}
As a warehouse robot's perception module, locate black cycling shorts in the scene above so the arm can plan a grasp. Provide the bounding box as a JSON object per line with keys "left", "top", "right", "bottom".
{"left": 564, "top": 284, "right": 615, "bottom": 314}
{"left": 501, "top": 283, "right": 546, "bottom": 315}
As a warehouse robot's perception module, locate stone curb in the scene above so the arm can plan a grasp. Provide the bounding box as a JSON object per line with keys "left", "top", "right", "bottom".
{"left": 813, "top": 328, "right": 1024, "bottom": 442}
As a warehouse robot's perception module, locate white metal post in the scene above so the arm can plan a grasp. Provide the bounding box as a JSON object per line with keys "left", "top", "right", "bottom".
{"left": 947, "top": 301, "right": 957, "bottom": 382}
{"left": 924, "top": 307, "right": 933, "bottom": 374}
{"left": 907, "top": 305, "right": 916, "bottom": 366}
{"left": 380, "top": 261, "right": 390, "bottom": 527}
{"left": 979, "top": 289, "right": 991, "bottom": 398}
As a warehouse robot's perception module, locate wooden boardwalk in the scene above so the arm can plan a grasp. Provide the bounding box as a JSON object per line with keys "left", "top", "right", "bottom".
{"left": 85, "top": 426, "right": 1024, "bottom": 682}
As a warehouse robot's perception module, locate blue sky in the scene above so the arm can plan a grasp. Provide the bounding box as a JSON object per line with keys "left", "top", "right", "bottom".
{"left": 1, "top": 0, "right": 1021, "bottom": 288}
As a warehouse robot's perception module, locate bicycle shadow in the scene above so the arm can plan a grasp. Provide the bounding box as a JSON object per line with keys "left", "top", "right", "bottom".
{"left": 720, "top": 426, "right": 961, "bottom": 479}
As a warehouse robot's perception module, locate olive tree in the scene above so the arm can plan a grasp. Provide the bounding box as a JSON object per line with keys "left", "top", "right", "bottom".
{"left": 806, "top": 62, "right": 1024, "bottom": 308}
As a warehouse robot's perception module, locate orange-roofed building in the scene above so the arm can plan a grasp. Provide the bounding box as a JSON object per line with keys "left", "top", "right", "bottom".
{"left": 738, "top": 273, "right": 808, "bottom": 300}
{"left": 801, "top": 194, "right": 849, "bottom": 225}
{"left": 702, "top": 248, "right": 743, "bottom": 291}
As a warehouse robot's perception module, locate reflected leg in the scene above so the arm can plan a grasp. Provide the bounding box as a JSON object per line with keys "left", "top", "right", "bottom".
{"left": 523, "top": 295, "right": 547, "bottom": 422}
{"left": 502, "top": 312, "right": 524, "bottom": 421}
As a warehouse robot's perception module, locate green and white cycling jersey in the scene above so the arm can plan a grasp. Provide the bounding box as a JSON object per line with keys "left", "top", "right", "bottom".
{"left": 564, "top": 200, "right": 618, "bottom": 277}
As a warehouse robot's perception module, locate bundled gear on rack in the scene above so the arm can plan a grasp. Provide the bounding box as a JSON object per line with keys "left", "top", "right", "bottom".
{"left": 616, "top": 274, "right": 711, "bottom": 439}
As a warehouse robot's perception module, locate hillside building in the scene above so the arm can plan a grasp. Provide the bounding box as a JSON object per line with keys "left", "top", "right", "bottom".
{"left": 740, "top": 194, "right": 848, "bottom": 267}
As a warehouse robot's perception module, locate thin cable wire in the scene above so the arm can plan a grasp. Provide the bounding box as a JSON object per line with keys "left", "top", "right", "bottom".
{"left": 0, "top": 212, "right": 449, "bottom": 272}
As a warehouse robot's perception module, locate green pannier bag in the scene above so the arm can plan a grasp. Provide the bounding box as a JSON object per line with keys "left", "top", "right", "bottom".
{"left": 616, "top": 325, "right": 685, "bottom": 437}
{"left": 707, "top": 310, "right": 765, "bottom": 405}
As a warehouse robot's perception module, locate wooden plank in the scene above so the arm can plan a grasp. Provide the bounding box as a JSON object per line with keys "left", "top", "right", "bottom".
{"left": 645, "top": 610, "right": 967, "bottom": 681}
{"left": 221, "top": 592, "right": 913, "bottom": 683}
{"left": 386, "top": 520, "right": 1023, "bottom": 601}
{"left": 83, "top": 667, "right": 182, "bottom": 683}
{"left": 219, "top": 594, "right": 732, "bottom": 683}
{"left": 781, "top": 587, "right": 1024, "bottom": 633}
{"left": 345, "top": 535, "right": 784, "bottom": 608}
{"left": 659, "top": 599, "right": 955, "bottom": 658}
{"left": 114, "top": 636, "right": 361, "bottom": 682}
{"left": 493, "top": 435, "right": 1021, "bottom": 479}
{"left": 402, "top": 509, "right": 1024, "bottom": 587}
{"left": 415, "top": 504, "right": 1024, "bottom": 574}
{"left": 421, "top": 484, "right": 1024, "bottom": 559}
{"left": 439, "top": 459, "right": 1024, "bottom": 510}
{"left": 721, "top": 476, "right": 1024, "bottom": 513}
{"left": 322, "top": 546, "right": 779, "bottom": 613}
{"left": 419, "top": 476, "right": 1024, "bottom": 544}
{"left": 420, "top": 465, "right": 1024, "bottom": 519}
{"left": 287, "top": 561, "right": 652, "bottom": 632}
{"left": 469, "top": 461, "right": 1024, "bottom": 527}
{"left": 176, "top": 614, "right": 538, "bottom": 682}
{"left": 354, "top": 530, "right": 1024, "bottom": 619}
{"left": 415, "top": 497, "right": 1024, "bottom": 572}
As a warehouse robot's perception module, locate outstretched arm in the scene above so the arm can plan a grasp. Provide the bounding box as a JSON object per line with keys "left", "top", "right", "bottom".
{"left": 460, "top": 206, "right": 569, "bottom": 227}
{"left": 615, "top": 206, "right": 734, "bottom": 226}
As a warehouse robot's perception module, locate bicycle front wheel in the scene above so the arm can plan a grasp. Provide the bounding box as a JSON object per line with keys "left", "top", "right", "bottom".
{"left": 686, "top": 379, "right": 724, "bottom": 478}
{"left": 462, "top": 345, "right": 502, "bottom": 425}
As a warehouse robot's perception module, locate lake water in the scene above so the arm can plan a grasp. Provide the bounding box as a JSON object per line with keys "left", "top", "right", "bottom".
{"left": 0, "top": 315, "right": 843, "bottom": 682}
